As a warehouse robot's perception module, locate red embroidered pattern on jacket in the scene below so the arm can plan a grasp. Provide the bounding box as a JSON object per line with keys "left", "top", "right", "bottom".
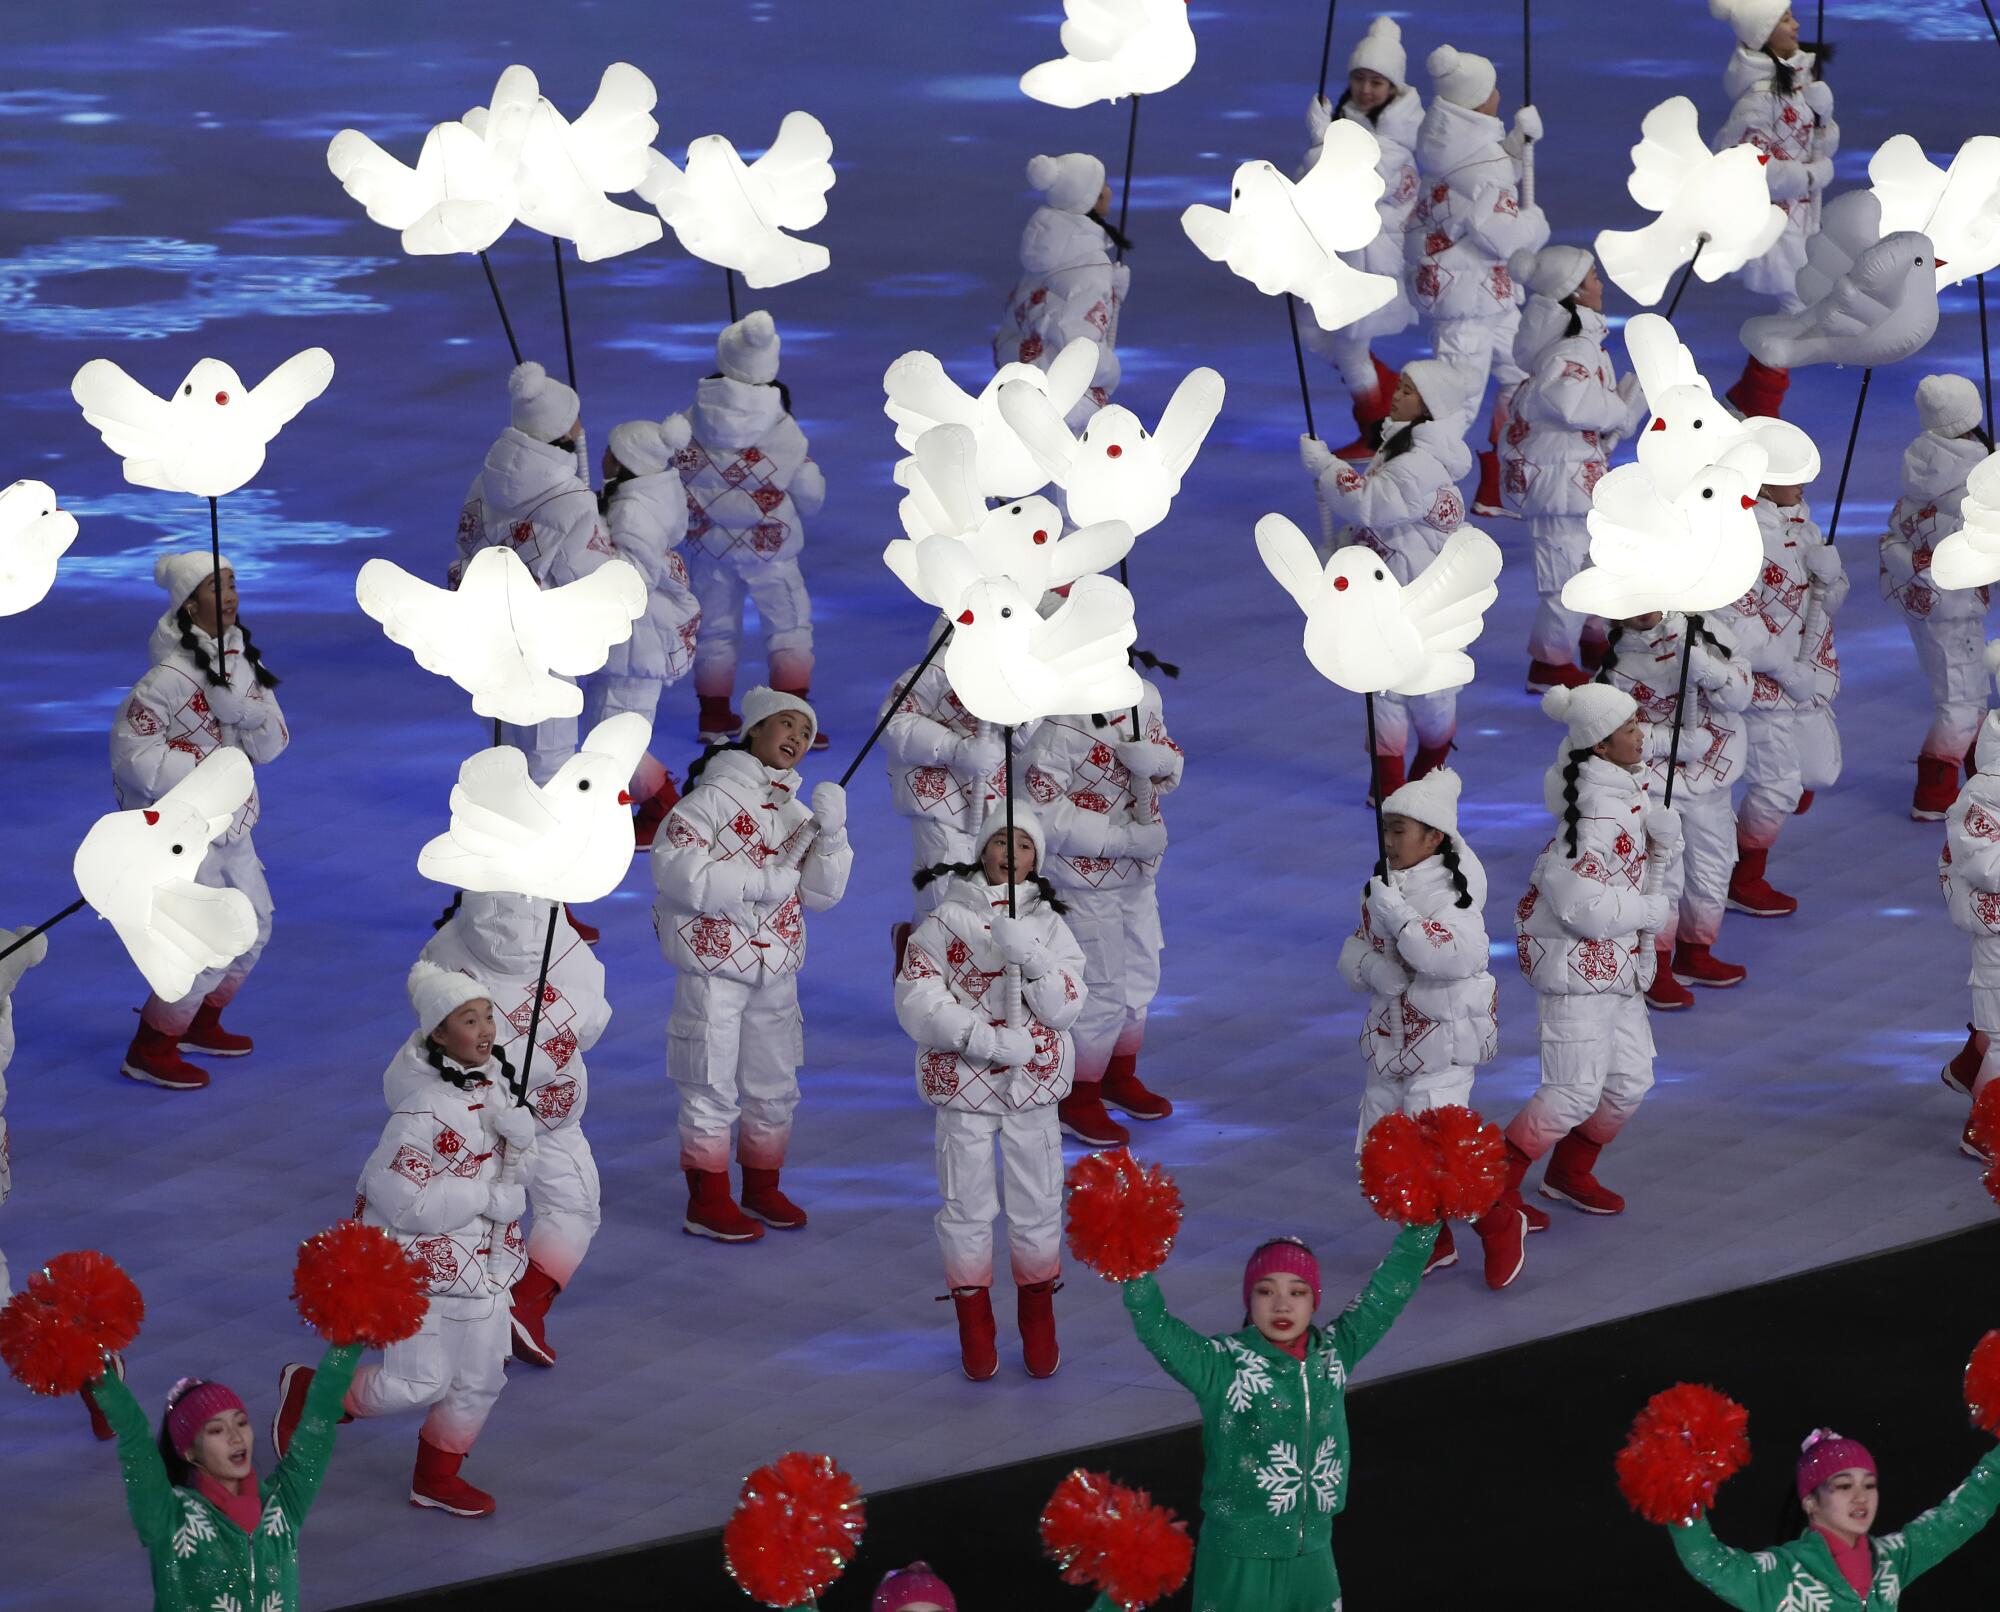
{"left": 1570, "top": 938, "right": 1620, "bottom": 983}
{"left": 125, "top": 698, "right": 161, "bottom": 736}
{"left": 750, "top": 484, "right": 786, "bottom": 514}
{"left": 684, "top": 914, "right": 735, "bottom": 961}
{"left": 1426, "top": 486, "right": 1466, "bottom": 533}
{"left": 1026, "top": 767, "right": 1060, "bottom": 805}
{"left": 1967, "top": 806, "right": 2000, "bottom": 841}
{"left": 388, "top": 1144, "right": 431, "bottom": 1185}
{"left": 541, "top": 1025, "right": 578, "bottom": 1070}
{"left": 1516, "top": 885, "right": 1539, "bottom": 923}
{"left": 1071, "top": 789, "right": 1112, "bottom": 815}
{"left": 533, "top": 1077, "right": 578, "bottom": 1124}
{"left": 1420, "top": 919, "right": 1453, "bottom": 948}
{"left": 1018, "top": 335, "right": 1045, "bottom": 363}
{"left": 901, "top": 943, "right": 942, "bottom": 983}
{"left": 945, "top": 934, "right": 1001, "bottom": 1004}
{"left": 1027, "top": 1021, "right": 1062, "bottom": 1078}
{"left": 749, "top": 520, "right": 789, "bottom": 556}
{"left": 1974, "top": 890, "right": 2000, "bottom": 931}
{"left": 414, "top": 1236, "right": 460, "bottom": 1287}
{"left": 666, "top": 815, "right": 704, "bottom": 849}
{"left": 769, "top": 894, "right": 804, "bottom": 948}
{"left": 919, "top": 1048, "right": 960, "bottom": 1099}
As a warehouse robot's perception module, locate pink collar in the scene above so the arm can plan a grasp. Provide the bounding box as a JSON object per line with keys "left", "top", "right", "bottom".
{"left": 191, "top": 1467, "right": 263, "bottom": 1535}
{"left": 1809, "top": 1524, "right": 1873, "bottom": 1598}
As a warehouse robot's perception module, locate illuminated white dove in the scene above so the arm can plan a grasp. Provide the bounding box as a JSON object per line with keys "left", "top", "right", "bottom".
{"left": 1869, "top": 134, "right": 2000, "bottom": 290}
{"left": 70, "top": 349, "right": 335, "bottom": 499}
{"left": 356, "top": 545, "right": 648, "bottom": 725}
{"left": 1624, "top": 313, "right": 1819, "bottom": 493}
{"left": 72, "top": 748, "right": 259, "bottom": 1001}
{"left": 1257, "top": 516, "right": 1503, "bottom": 696}
{"left": 884, "top": 339, "right": 1099, "bottom": 500}
{"left": 1930, "top": 452, "right": 2000, "bottom": 590}
{"left": 998, "top": 366, "right": 1225, "bottom": 534}
{"left": 637, "top": 111, "right": 834, "bottom": 288}
{"left": 1020, "top": 0, "right": 1197, "bottom": 108}
{"left": 1740, "top": 191, "right": 1943, "bottom": 369}
{"left": 0, "top": 479, "right": 79, "bottom": 616}
{"left": 326, "top": 117, "right": 515, "bottom": 255}
{"left": 1593, "top": 97, "right": 1788, "bottom": 306}
{"left": 418, "top": 712, "right": 653, "bottom": 903}
{"left": 1565, "top": 442, "right": 1769, "bottom": 617}
{"left": 1179, "top": 124, "right": 1398, "bottom": 332}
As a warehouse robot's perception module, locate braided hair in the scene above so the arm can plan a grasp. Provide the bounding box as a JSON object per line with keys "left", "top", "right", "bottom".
{"left": 1596, "top": 615, "right": 1732, "bottom": 689}
{"left": 685, "top": 737, "right": 749, "bottom": 782}
{"left": 1558, "top": 746, "right": 1592, "bottom": 859}
{"left": 424, "top": 1030, "right": 525, "bottom": 1107}
{"left": 1767, "top": 40, "right": 1830, "bottom": 98}
{"left": 912, "top": 859, "right": 1068, "bottom": 916}
{"left": 1437, "top": 837, "right": 1475, "bottom": 910}
{"left": 431, "top": 891, "right": 465, "bottom": 932}
{"left": 1377, "top": 407, "right": 1433, "bottom": 464}
{"left": 1332, "top": 88, "right": 1387, "bottom": 127}
{"left": 176, "top": 605, "right": 280, "bottom": 691}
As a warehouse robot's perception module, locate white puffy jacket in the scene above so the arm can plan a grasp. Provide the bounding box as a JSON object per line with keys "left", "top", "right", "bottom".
{"left": 1942, "top": 771, "right": 2000, "bottom": 985}
{"left": 651, "top": 748, "right": 851, "bottom": 980}
{"left": 1405, "top": 98, "right": 1548, "bottom": 322}
{"left": 1316, "top": 421, "right": 1472, "bottom": 580}
{"left": 895, "top": 873, "right": 1089, "bottom": 1112}
{"left": 1336, "top": 843, "right": 1498, "bottom": 1078}
{"left": 1504, "top": 306, "right": 1645, "bottom": 517}
{"left": 671, "top": 378, "right": 825, "bottom": 569}
{"left": 1023, "top": 682, "right": 1183, "bottom": 895}
{"left": 1730, "top": 498, "right": 1846, "bottom": 711}
{"left": 1714, "top": 47, "right": 1838, "bottom": 300}
{"left": 1302, "top": 86, "right": 1423, "bottom": 343}
{"left": 1881, "top": 432, "right": 1993, "bottom": 626}
{"left": 1599, "top": 613, "right": 1752, "bottom": 798}
{"left": 994, "top": 205, "right": 1128, "bottom": 416}
{"left": 455, "top": 428, "right": 615, "bottom": 589}
{"left": 355, "top": 1033, "right": 527, "bottom": 1299}
{"left": 598, "top": 469, "right": 700, "bottom": 684}
{"left": 112, "top": 613, "right": 289, "bottom": 843}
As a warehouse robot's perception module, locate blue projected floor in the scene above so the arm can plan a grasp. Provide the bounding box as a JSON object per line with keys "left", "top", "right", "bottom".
{"left": 4, "top": 2, "right": 2000, "bottom": 1606}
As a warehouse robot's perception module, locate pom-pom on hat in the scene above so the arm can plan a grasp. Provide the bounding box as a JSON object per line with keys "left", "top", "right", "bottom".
{"left": 1427, "top": 44, "right": 1497, "bottom": 111}
{"left": 1917, "top": 373, "right": 1983, "bottom": 439}
{"left": 1381, "top": 767, "right": 1461, "bottom": 839}
{"left": 1349, "top": 17, "right": 1408, "bottom": 85}
{"left": 154, "top": 551, "right": 235, "bottom": 611}
{"left": 1508, "top": 244, "right": 1594, "bottom": 303}
{"left": 1401, "top": 358, "right": 1472, "bottom": 430}
{"left": 164, "top": 1378, "right": 248, "bottom": 1457}
{"left": 874, "top": 1563, "right": 957, "bottom": 1612}
{"left": 1542, "top": 683, "right": 1638, "bottom": 752}
{"left": 607, "top": 415, "right": 692, "bottom": 478}
{"left": 1796, "top": 1428, "right": 1876, "bottom": 1499}
{"left": 739, "top": 685, "right": 817, "bottom": 744}
{"left": 1027, "top": 152, "right": 1108, "bottom": 214}
{"left": 1709, "top": 0, "right": 1793, "bottom": 50}
{"left": 975, "top": 799, "right": 1048, "bottom": 880}
{"left": 407, "top": 959, "right": 491, "bottom": 1035}
{"left": 508, "top": 360, "right": 580, "bottom": 442}
{"left": 1243, "top": 1237, "right": 1321, "bottom": 1312}
{"left": 718, "top": 310, "right": 781, "bottom": 385}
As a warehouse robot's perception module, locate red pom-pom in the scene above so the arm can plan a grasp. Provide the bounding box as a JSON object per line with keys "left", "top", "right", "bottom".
{"left": 722, "top": 1451, "right": 866, "bottom": 1607}
{"left": 1973, "top": 1086, "right": 2000, "bottom": 1205}
{"left": 1065, "top": 1149, "right": 1183, "bottom": 1281}
{"left": 1966, "top": 1330, "right": 2000, "bottom": 1435}
{"left": 1615, "top": 1383, "right": 1751, "bottom": 1525}
{"left": 1358, "top": 1105, "right": 1507, "bottom": 1225}
{"left": 291, "top": 1221, "right": 429, "bottom": 1347}
{"left": 0, "top": 1250, "right": 144, "bottom": 1397}
{"left": 1040, "top": 1468, "right": 1194, "bottom": 1610}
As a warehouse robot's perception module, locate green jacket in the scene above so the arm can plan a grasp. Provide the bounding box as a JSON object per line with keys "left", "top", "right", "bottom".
{"left": 97, "top": 1342, "right": 360, "bottom": 1612}
{"left": 1121, "top": 1222, "right": 1436, "bottom": 1560}
{"left": 1670, "top": 1445, "right": 2000, "bottom": 1610}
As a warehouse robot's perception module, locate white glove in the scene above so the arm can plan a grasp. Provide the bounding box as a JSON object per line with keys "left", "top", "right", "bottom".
{"left": 1512, "top": 105, "right": 1543, "bottom": 143}
{"left": 1300, "top": 434, "right": 1337, "bottom": 478}
{"left": 989, "top": 912, "right": 1038, "bottom": 966}
{"left": 951, "top": 728, "right": 1006, "bottom": 777}
{"left": 1775, "top": 658, "right": 1820, "bottom": 701}
{"left": 1359, "top": 949, "right": 1411, "bottom": 996}
{"left": 1306, "top": 93, "right": 1334, "bottom": 141}
{"left": 1638, "top": 892, "right": 1674, "bottom": 934}
{"left": 484, "top": 1182, "right": 527, "bottom": 1222}
{"left": 489, "top": 1101, "right": 538, "bottom": 1151}
{"left": 1111, "top": 819, "right": 1168, "bottom": 859}
{"left": 1116, "top": 739, "right": 1171, "bottom": 782}
{"left": 1645, "top": 805, "right": 1683, "bottom": 857}
{"left": 1801, "top": 543, "right": 1843, "bottom": 584}
{"left": 1616, "top": 372, "right": 1641, "bottom": 404}
{"left": 1364, "top": 877, "right": 1415, "bottom": 936}
{"left": 0, "top": 925, "right": 49, "bottom": 999}
{"left": 809, "top": 781, "right": 847, "bottom": 836}
{"left": 1806, "top": 158, "right": 1835, "bottom": 192}
{"left": 1802, "top": 79, "right": 1835, "bottom": 119}
{"left": 966, "top": 1019, "right": 1035, "bottom": 1067}
{"left": 744, "top": 859, "right": 800, "bottom": 904}
{"left": 200, "top": 680, "right": 250, "bottom": 729}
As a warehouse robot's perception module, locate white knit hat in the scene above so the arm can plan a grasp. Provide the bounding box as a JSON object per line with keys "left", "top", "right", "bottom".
{"left": 154, "top": 551, "right": 235, "bottom": 611}
{"left": 607, "top": 415, "right": 693, "bottom": 477}
{"left": 408, "top": 959, "right": 492, "bottom": 1035}
{"left": 717, "top": 310, "right": 781, "bottom": 385}
{"left": 1709, "top": 0, "right": 1792, "bottom": 49}
{"left": 975, "top": 798, "right": 1048, "bottom": 878}
{"left": 1026, "top": 152, "right": 1106, "bottom": 214}
{"left": 1427, "top": 45, "right": 1497, "bottom": 111}
{"left": 1348, "top": 17, "right": 1407, "bottom": 86}
{"left": 1542, "top": 683, "right": 1638, "bottom": 751}
{"left": 1508, "top": 244, "right": 1593, "bottom": 302}
{"left": 508, "top": 360, "right": 580, "bottom": 441}
{"left": 1917, "top": 374, "right": 1983, "bottom": 439}
{"left": 1401, "top": 358, "right": 1473, "bottom": 429}
{"left": 739, "top": 685, "right": 816, "bottom": 743}
{"left": 1381, "top": 767, "right": 1460, "bottom": 839}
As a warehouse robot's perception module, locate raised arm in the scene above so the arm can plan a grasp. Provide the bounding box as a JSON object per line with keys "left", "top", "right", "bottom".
{"left": 90, "top": 1361, "right": 180, "bottom": 1548}
{"left": 1327, "top": 1221, "right": 1437, "bottom": 1374}
{"left": 266, "top": 1341, "right": 363, "bottom": 1532}
{"left": 1120, "top": 1273, "right": 1227, "bottom": 1402}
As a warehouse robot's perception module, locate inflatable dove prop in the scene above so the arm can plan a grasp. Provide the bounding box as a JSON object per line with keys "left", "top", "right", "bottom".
{"left": 327, "top": 115, "right": 515, "bottom": 256}
{"left": 1740, "top": 190, "right": 1943, "bottom": 370}
{"left": 1869, "top": 134, "right": 2000, "bottom": 290}
{"left": 998, "top": 367, "right": 1226, "bottom": 534}
{"left": 71, "top": 350, "right": 335, "bottom": 499}
{"left": 1593, "top": 97, "right": 1788, "bottom": 306}
{"left": 1180, "top": 124, "right": 1399, "bottom": 332}
{"left": 1624, "top": 314, "right": 1819, "bottom": 492}
{"left": 883, "top": 340, "right": 1100, "bottom": 501}
{"left": 638, "top": 111, "right": 834, "bottom": 288}
{"left": 356, "top": 545, "right": 648, "bottom": 725}
{"left": 1931, "top": 453, "right": 2000, "bottom": 590}
{"left": 0, "top": 479, "right": 78, "bottom": 617}
{"left": 72, "top": 749, "right": 259, "bottom": 1000}
{"left": 1256, "top": 517, "right": 1503, "bottom": 696}
{"left": 1564, "top": 443, "right": 1769, "bottom": 618}
{"left": 1020, "top": 0, "right": 1197, "bottom": 108}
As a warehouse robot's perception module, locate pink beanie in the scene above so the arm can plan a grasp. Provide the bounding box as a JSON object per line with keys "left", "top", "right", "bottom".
{"left": 165, "top": 1378, "right": 248, "bottom": 1456}
{"left": 874, "top": 1562, "right": 957, "bottom": 1611}
{"left": 1796, "top": 1428, "right": 1877, "bottom": 1499}
{"left": 1243, "top": 1237, "right": 1321, "bottom": 1312}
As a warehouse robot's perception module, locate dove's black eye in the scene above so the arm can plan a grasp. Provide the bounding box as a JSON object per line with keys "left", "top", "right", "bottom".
{"left": 1009, "top": 505, "right": 1021, "bottom": 514}
{"left": 1701, "top": 488, "right": 1714, "bottom": 499}
{"left": 1692, "top": 419, "right": 1703, "bottom": 430}
{"left": 171, "top": 844, "right": 184, "bottom": 855}
{"left": 577, "top": 779, "right": 591, "bottom": 791}
{"left": 1916, "top": 255, "right": 1926, "bottom": 265}
{"left": 182, "top": 384, "right": 192, "bottom": 396}
{"left": 1373, "top": 569, "right": 1384, "bottom": 581}
{"left": 1232, "top": 188, "right": 1241, "bottom": 198}
{"left": 1000, "top": 607, "right": 1013, "bottom": 619}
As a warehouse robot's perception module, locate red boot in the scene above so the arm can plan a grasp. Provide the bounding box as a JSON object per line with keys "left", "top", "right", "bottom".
{"left": 1525, "top": 659, "right": 1590, "bottom": 694}
{"left": 179, "top": 999, "right": 252, "bottom": 1058}
{"left": 1498, "top": 1140, "right": 1548, "bottom": 1233}
{"left": 682, "top": 1168, "right": 764, "bottom": 1242}
{"left": 120, "top": 1022, "right": 209, "bottom": 1091}
{"left": 83, "top": 1354, "right": 123, "bottom": 1441}
{"left": 410, "top": 1438, "right": 495, "bottom": 1517}
{"left": 1410, "top": 741, "right": 1453, "bottom": 780}
{"left": 565, "top": 905, "right": 600, "bottom": 945}
{"left": 740, "top": 1165, "right": 808, "bottom": 1229}
{"left": 1058, "top": 1082, "right": 1130, "bottom": 1147}
{"left": 1726, "top": 355, "right": 1791, "bottom": 419}
{"left": 1579, "top": 629, "right": 1611, "bottom": 673}
{"left": 272, "top": 1361, "right": 313, "bottom": 1459}
{"left": 1913, "top": 756, "right": 1960, "bottom": 821}
{"left": 948, "top": 1287, "right": 998, "bottom": 1381}
{"left": 1727, "top": 845, "right": 1798, "bottom": 917}
{"left": 509, "top": 1263, "right": 563, "bottom": 1367}
{"left": 1646, "top": 953, "right": 1695, "bottom": 1011}
{"left": 1365, "top": 750, "right": 1406, "bottom": 809}
{"left": 697, "top": 695, "right": 739, "bottom": 745}
{"left": 1101, "top": 1052, "right": 1172, "bottom": 1120}
{"left": 632, "top": 773, "right": 681, "bottom": 850}
{"left": 1471, "top": 1202, "right": 1526, "bottom": 1289}
{"left": 1540, "top": 1129, "right": 1625, "bottom": 1215}
{"left": 1672, "top": 941, "right": 1747, "bottom": 989}
{"left": 1423, "top": 1222, "right": 1457, "bottom": 1277}
{"left": 1473, "top": 450, "right": 1516, "bottom": 518}
{"left": 1794, "top": 790, "right": 1815, "bottom": 815}
{"left": 1943, "top": 1025, "right": 1987, "bottom": 1096}
{"left": 890, "top": 921, "right": 912, "bottom": 980}
{"left": 1964, "top": 1112, "right": 1995, "bottom": 1164}
{"left": 1333, "top": 356, "right": 1398, "bottom": 462}
{"left": 1018, "top": 1279, "right": 1061, "bottom": 1378}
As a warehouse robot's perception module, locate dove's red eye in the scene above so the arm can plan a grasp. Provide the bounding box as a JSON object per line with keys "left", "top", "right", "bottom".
{"left": 1032, "top": 529, "right": 1048, "bottom": 544}
{"left": 958, "top": 609, "right": 974, "bottom": 624}
{"left": 1333, "top": 576, "right": 1349, "bottom": 592}
{"left": 1650, "top": 419, "right": 1666, "bottom": 432}
{"left": 1106, "top": 444, "right": 1122, "bottom": 458}
{"left": 215, "top": 391, "right": 229, "bottom": 405}
{"left": 143, "top": 810, "right": 159, "bottom": 825}
{"left": 1741, "top": 495, "right": 1757, "bottom": 509}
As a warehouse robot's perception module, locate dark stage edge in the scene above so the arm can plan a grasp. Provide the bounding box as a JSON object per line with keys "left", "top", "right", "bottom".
{"left": 334, "top": 1221, "right": 2000, "bottom": 1609}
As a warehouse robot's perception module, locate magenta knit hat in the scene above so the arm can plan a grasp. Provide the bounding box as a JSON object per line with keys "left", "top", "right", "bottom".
{"left": 1796, "top": 1428, "right": 1877, "bottom": 1499}
{"left": 874, "top": 1562, "right": 957, "bottom": 1611}
{"left": 165, "top": 1378, "right": 248, "bottom": 1456}
{"left": 1243, "top": 1237, "right": 1322, "bottom": 1312}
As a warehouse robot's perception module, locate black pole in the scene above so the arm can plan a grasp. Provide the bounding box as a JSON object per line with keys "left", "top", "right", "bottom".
{"left": 0, "top": 895, "right": 87, "bottom": 964}
{"left": 208, "top": 496, "right": 227, "bottom": 677}
{"left": 1662, "top": 235, "right": 1708, "bottom": 320}
{"left": 839, "top": 621, "right": 954, "bottom": 787}
{"left": 1659, "top": 614, "right": 1700, "bottom": 811}
{"left": 1316, "top": 0, "right": 1339, "bottom": 100}
{"left": 512, "top": 901, "right": 561, "bottom": 1102}
{"left": 492, "top": 717, "right": 503, "bottom": 748}
{"left": 1363, "top": 693, "right": 1388, "bottom": 878}
{"left": 1824, "top": 367, "right": 1873, "bottom": 547}
{"left": 1981, "top": 276, "right": 1994, "bottom": 434}
{"left": 725, "top": 267, "right": 739, "bottom": 325}
{"left": 1523, "top": 0, "right": 1532, "bottom": 108}
{"left": 1983, "top": 0, "right": 2000, "bottom": 48}
{"left": 479, "top": 251, "right": 523, "bottom": 366}
{"left": 1286, "top": 293, "right": 1319, "bottom": 442}
{"left": 1114, "top": 94, "right": 1140, "bottom": 264}
{"left": 1002, "top": 727, "right": 1017, "bottom": 920}
{"left": 1118, "top": 557, "right": 1142, "bottom": 735}
{"left": 553, "top": 238, "right": 576, "bottom": 389}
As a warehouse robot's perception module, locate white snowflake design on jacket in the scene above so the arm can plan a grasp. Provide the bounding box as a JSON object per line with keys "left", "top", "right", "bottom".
{"left": 1309, "top": 1436, "right": 1343, "bottom": 1512}
{"left": 1776, "top": 1572, "right": 1833, "bottom": 1612}
{"left": 1255, "top": 1441, "right": 1307, "bottom": 1514}
{"left": 260, "top": 1498, "right": 290, "bottom": 1538}
{"left": 171, "top": 1494, "right": 217, "bottom": 1558}
{"left": 1220, "top": 1338, "right": 1273, "bottom": 1413}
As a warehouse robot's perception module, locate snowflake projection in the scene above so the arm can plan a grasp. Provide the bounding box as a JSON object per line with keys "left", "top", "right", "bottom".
{"left": 1776, "top": 1572, "right": 1833, "bottom": 1612}
{"left": 1255, "top": 1441, "right": 1306, "bottom": 1515}
{"left": 171, "top": 1495, "right": 217, "bottom": 1558}
{"left": 1221, "top": 1338, "right": 1272, "bottom": 1413}
{"left": 260, "top": 1499, "right": 290, "bottom": 1538}
{"left": 1309, "top": 1437, "right": 1343, "bottom": 1512}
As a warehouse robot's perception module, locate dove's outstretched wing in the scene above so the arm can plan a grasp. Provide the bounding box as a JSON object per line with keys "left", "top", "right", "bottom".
{"left": 1059, "top": 0, "right": 1147, "bottom": 60}
{"left": 326, "top": 129, "right": 434, "bottom": 229}
{"left": 882, "top": 352, "right": 980, "bottom": 440}
{"left": 355, "top": 557, "right": 465, "bottom": 679}
{"left": 1044, "top": 338, "right": 1101, "bottom": 419}
{"left": 905, "top": 424, "right": 983, "bottom": 538}
{"left": 1294, "top": 121, "right": 1390, "bottom": 251}
{"left": 995, "top": 381, "right": 1078, "bottom": 484}
{"left": 1254, "top": 513, "right": 1323, "bottom": 614}
{"left": 1031, "top": 572, "right": 1135, "bottom": 665}
{"left": 1621, "top": 314, "right": 1703, "bottom": 408}
{"left": 1625, "top": 97, "right": 1708, "bottom": 214}
{"left": 566, "top": 62, "right": 658, "bottom": 193}
{"left": 912, "top": 533, "right": 982, "bottom": 613}
{"left": 1178, "top": 203, "right": 1237, "bottom": 267}
{"left": 535, "top": 559, "right": 648, "bottom": 678}
{"left": 1794, "top": 192, "right": 1876, "bottom": 309}
{"left": 1398, "top": 527, "right": 1503, "bottom": 656}
{"left": 633, "top": 147, "right": 689, "bottom": 216}
{"left": 439, "top": 747, "right": 560, "bottom": 857}
{"left": 1869, "top": 134, "right": 1948, "bottom": 237}
{"left": 71, "top": 360, "right": 174, "bottom": 469}
{"left": 157, "top": 748, "right": 255, "bottom": 840}
{"left": 1741, "top": 418, "right": 1821, "bottom": 485}
{"left": 1583, "top": 464, "right": 1680, "bottom": 574}
{"left": 146, "top": 881, "right": 259, "bottom": 989}
{"left": 1152, "top": 369, "right": 1226, "bottom": 480}
{"left": 1049, "top": 519, "right": 1135, "bottom": 586}
{"left": 743, "top": 111, "right": 835, "bottom": 231}
{"left": 246, "top": 348, "right": 335, "bottom": 437}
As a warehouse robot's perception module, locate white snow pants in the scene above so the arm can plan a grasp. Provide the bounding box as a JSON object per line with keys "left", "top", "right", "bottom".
{"left": 1660, "top": 787, "right": 1734, "bottom": 950}
{"left": 1429, "top": 311, "right": 1525, "bottom": 428}
{"left": 1527, "top": 515, "right": 1595, "bottom": 667}
{"left": 1737, "top": 704, "right": 1842, "bottom": 849}
{"left": 934, "top": 1103, "right": 1064, "bottom": 1290}
{"left": 1355, "top": 1060, "right": 1475, "bottom": 1154}
{"left": 1371, "top": 690, "right": 1456, "bottom": 761}
{"left": 689, "top": 553, "right": 813, "bottom": 701}
{"left": 667, "top": 970, "right": 803, "bottom": 1172}
{"left": 1062, "top": 881, "right": 1163, "bottom": 1081}
{"left": 524, "top": 1125, "right": 600, "bottom": 1288}
{"left": 1905, "top": 616, "right": 1988, "bottom": 761}
{"left": 140, "top": 833, "right": 271, "bottom": 1035}
{"left": 1506, "top": 992, "right": 1655, "bottom": 1160}
{"left": 344, "top": 1292, "right": 509, "bottom": 1454}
